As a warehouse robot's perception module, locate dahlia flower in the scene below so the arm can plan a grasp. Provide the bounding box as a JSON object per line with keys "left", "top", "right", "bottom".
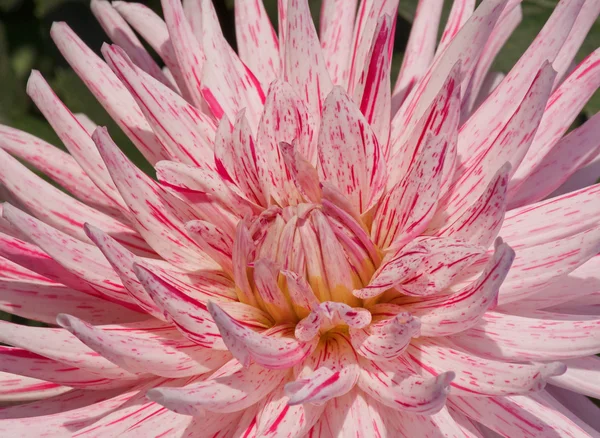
{"left": 0, "top": 0, "right": 599, "bottom": 435}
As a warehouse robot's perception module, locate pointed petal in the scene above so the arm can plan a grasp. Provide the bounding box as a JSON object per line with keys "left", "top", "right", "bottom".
{"left": 161, "top": 0, "right": 207, "bottom": 110}
{"left": 450, "top": 393, "right": 596, "bottom": 437}
{"left": 372, "top": 132, "right": 449, "bottom": 249}
{"left": 0, "top": 346, "right": 137, "bottom": 390}
{"left": 458, "top": 0, "right": 585, "bottom": 161}
{"left": 284, "top": 0, "right": 333, "bottom": 119}
{"left": 350, "top": 304, "right": 421, "bottom": 361}
{"left": 281, "top": 270, "right": 320, "bottom": 320}
{"left": 318, "top": 87, "right": 386, "bottom": 213}
{"left": 353, "top": 15, "right": 393, "bottom": 151}
{"left": 0, "top": 125, "right": 116, "bottom": 213}
{"left": 2, "top": 205, "right": 139, "bottom": 310}
{"left": 285, "top": 332, "right": 358, "bottom": 405}
{"left": 92, "top": 127, "right": 214, "bottom": 270}
{"left": 392, "top": 0, "right": 444, "bottom": 105}
{"left": 185, "top": 220, "right": 233, "bottom": 274}
{"left": 437, "top": 0, "right": 476, "bottom": 54}
{"left": 320, "top": 0, "right": 358, "bottom": 87}
{"left": 436, "top": 164, "right": 509, "bottom": 248}
{"left": 408, "top": 338, "right": 565, "bottom": 396}
{"left": 200, "top": 0, "right": 265, "bottom": 127}
{"left": 147, "top": 359, "right": 286, "bottom": 415}
{"left": 279, "top": 141, "right": 322, "bottom": 204}
{"left": 208, "top": 302, "right": 316, "bottom": 369}
{"left": 253, "top": 259, "right": 296, "bottom": 323}
{"left": 405, "top": 240, "right": 514, "bottom": 336}
{"left": 451, "top": 311, "right": 600, "bottom": 361}
{"left": 498, "top": 226, "right": 600, "bottom": 306}
{"left": 49, "top": 22, "right": 168, "bottom": 164}
{"left": 57, "top": 314, "right": 230, "bottom": 378}
{"left": 90, "top": 0, "right": 171, "bottom": 86}
{"left": 0, "top": 321, "right": 137, "bottom": 379}
{"left": 440, "top": 61, "right": 556, "bottom": 225}
{"left": 102, "top": 44, "right": 217, "bottom": 167}
{"left": 358, "top": 356, "right": 453, "bottom": 414}
{"left": 25, "top": 71, "right": 127, "bottom": 211}
{"left": 0, "top": 278, "right": 143, "bottom": 325}
{"left": 234, "top": 0, "right": 280, "bottom": 87}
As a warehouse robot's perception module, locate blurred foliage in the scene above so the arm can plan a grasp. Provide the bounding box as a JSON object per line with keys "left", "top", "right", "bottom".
{"left": 0, "top": 0, "right": 598, "bottom": 172}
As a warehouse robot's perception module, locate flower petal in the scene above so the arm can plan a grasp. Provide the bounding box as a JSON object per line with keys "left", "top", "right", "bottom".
{"left": 358, "top": 356, "right": 453, "bottom": 414}
{"left": 320, "top": 0, "right": 358, "bottom": 87}
{"left": 407, "top": 338, "right": 565, "bottom": 396}
{"left": 208, "top": 301, "right": 316, "bottom": 369}
{"left": 451, "top": 311, "right": 600, "bottom": 361}
{"left": 549, "top": 356, "right": 600, "bottom": 399}
{"left": 404, "top": 239, "right": 514, "bottom": 336}
{"left": 318, "top": 87, "right": 386, "bottom": 214}
{"left": 233, "top": 0, "right": 280, "bottom": 87}
{"left": 147, "top": 359, "right": 287, "bottom": 415}
{"left": 0, "top": 373, "right": 67, "bottom": 403}
{"left": 102, "top": 44, "right": 217, "bottom": 168}
{"left": 57, "top": 314, "right": 230, "bottom": 378}
{"left": 285, "top": 332, "right": 358, "bottom": 405}
{"left": 49, "top": 22, "right": 168, "bottom": 164}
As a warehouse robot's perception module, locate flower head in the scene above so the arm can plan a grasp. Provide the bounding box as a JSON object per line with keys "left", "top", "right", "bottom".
{"left": 0, "top": 0, "right": 599, "bottom": 436}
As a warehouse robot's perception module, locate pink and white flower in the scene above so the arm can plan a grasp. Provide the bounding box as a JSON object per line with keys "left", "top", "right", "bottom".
{"left": 0, "top": 0, "right": 599, "bottom": 436}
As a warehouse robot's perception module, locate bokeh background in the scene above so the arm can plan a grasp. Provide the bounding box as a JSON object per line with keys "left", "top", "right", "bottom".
{"left": 0, "top": 0, "right": 598, "bottom": 328}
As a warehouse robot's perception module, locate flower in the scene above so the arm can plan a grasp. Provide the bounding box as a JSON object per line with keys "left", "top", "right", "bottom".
{"left": 0, "top": 0, "right": 599, "bottom": 435}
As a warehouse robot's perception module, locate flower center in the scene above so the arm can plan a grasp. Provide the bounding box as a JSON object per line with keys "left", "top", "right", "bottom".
{"left": 233, "top": 202, "right": 379, "bottom": 335}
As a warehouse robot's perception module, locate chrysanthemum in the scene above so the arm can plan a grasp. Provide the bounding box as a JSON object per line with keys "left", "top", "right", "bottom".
{"left": 0, "top": 0, "right": 599, "bottom": 435}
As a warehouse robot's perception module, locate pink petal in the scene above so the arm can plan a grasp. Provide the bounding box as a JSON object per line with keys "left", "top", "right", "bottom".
{"left": 185, "top": 220, "right": 233, "bottom": 275}
{"left": 436, "top": 163, "right": 509, "bottom": 248}
{"left": 90, "top": 0, "right": 172, "bottom": 87}
{"left": 498, "top": 226, "right": 600, "bottom": 306}
{"left": 0, "top": 373, "right": 67, "bottom": 403}
{"left": 353, "top": 15, "right": 393, "bottom": 151}
{"left": 295, "top": 301, "right": 371, "bottom": 342}
{"left": 320, "top": 0, "right": 358, "bottom": 87}
{"left": 372, "top": 132, "right": 449, "bottom": 249}
{"left": 161, "top": 0, "right": 208, "bottom": 111}
{"left": 25, "top": 71, "right": 127, "bottom": 211}
{"left": 404, "top": 239, "right": 514, "bottom": 336}
{"left": 450, "top": 311, "right": 600, "bottom": 361}
{"left": 0, "top": 277, "right": 143, "bottom": 325}
{"left": 208, "top": 302, "right": 316, "bottom": 369}
{"left": 50, "top": 22, "right": 169, "bottom": 164}
{"left": 508, "top": 111, "right": 600, "bottom": 208}
{"left": 315, "top": 388, "right": 387, "bottom": 437}
{"left": 549, "top": 356, "right": 600, "bottom": 399}
{"left": 255, "top": 81, "right": 314, "bottom": 205}
{"left": 392, "top": 0, "right": 444, "bottom": 109}
{"left": 133, "top": 263, "right": 228, "bottom": 350}
{"left": 458, "top": 0, "right": 584, "bottom": 161}
{"left": 407, "top": 338, "right": 565, "bottom": 396}
{"left": 200, "top": 0, "right": 264, "bottom": 127}
{"left": 102, "top": 44, "right": 217, "bottom": 168}
{"left": 112, "top": 1, "right": 191, "bottom": 99}
{"left": 2, "top": 204, "right": 140, "bottom": 310}
{"left": 358, "top": 356, "right": 453, "bottom": 414}
{"left": 440, "top": 61, "right": 556, "bottom": 224}
{"left": 450, "top": 393, "right": 596, "bottom": 437}
{"left": 318, "top": 87, "right": 386, "bottom": 214}
{"left": 0, "top": 347, "right": 136, "bottom": 390}
{"left": 214, "top": 113, "right": 266, "bottom": 207}
{"left": 147, "top": 359, "right": 287, "bottom": 415}
{"left": 234, "top": 0, "right": 280, "bottom": 87}
{"left": 463, "top": 4, "right": 522, "bottom": 114}
{"left": 0, "top": 125, "right": 116, "bottom": 214}
{"left": 92, "top": 127, "right": 215, "bottom": 270}
{"left": 279, "top": 141, "right": 322, "bottom": 204}
{"left": 392, "top": 0, "right": 507, "bottom": 155}
{"left": 284, "top": 0, "right": 333, "bottom": 119}
{"left": 253, "top": 258, "right": 296, "bottom": 323}
{"left": 0, "top": 321, "right": 137, "bottom": 379}
{"left": 437, "top": 0, "right": 476, "bottom": 54}
{"left": 285, "top": 332, "right": 358, "bottom": 405}
{"left": 57, "top": 314, "right": 230, "bottom": 378}
{"left": 281, "top": 270, "right": 320, "bottom": 319}
{"left": 253, "top": 384, "right": 324, "bottom": 437}
{"left": 500, "top": 183, "right": 600, "bottom": 248}
{"left": 350, "top": 304, "right": 421, "bottom": 361}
